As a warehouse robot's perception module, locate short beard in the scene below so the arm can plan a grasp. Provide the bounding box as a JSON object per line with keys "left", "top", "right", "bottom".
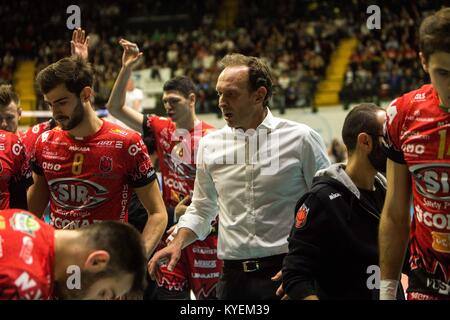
{"left": 60, "top": 99, "right": 85, "bottom": 131}
{"left": 368, "top": 140, "right": 387, "bottom": 173}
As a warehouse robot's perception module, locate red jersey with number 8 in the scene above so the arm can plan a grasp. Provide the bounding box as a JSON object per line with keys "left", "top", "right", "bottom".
{"left": 32, "top": 120, "right": 156, "bottom": 229}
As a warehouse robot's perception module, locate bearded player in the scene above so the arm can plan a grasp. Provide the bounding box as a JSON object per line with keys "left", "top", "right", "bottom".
{"left": 27, "top": 54, "right": 167, "bottom": 264}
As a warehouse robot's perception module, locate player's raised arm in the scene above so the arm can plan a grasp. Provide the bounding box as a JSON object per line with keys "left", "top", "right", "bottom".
{"left": 105, "top": 39, "right": 144, "bottom": 132}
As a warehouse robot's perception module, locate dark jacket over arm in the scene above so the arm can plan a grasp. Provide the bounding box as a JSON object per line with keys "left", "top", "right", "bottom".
{"left": 283, "top": 176, "right": 383, "bottom": 300}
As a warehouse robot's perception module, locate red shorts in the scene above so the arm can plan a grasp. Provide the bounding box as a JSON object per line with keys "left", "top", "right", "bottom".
{"left": 156, "top": 234, "right": 223, "bottom": 300}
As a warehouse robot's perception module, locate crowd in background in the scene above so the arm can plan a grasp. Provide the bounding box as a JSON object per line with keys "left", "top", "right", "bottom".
{"left": 0, "top": 0, "right": 447, "bottom": 115}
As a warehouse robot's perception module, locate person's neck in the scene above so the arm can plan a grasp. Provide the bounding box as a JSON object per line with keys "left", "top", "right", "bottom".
{"left": 345, "top": 156, "right": 376, "bottom": 191}
{"left": 69, "top": 107, "right": 103, "bottom": 138}
{"left": 238, "top": 107, "right": 268, "bottom": 131}
{"left": 176, "top": 112, "right": 198, "bottom": 131}
{"left": 54, "top": 230, "right": 85, "bottom": 283}
{"left": 438, "top": 95, "right": 450, "bottom": 112}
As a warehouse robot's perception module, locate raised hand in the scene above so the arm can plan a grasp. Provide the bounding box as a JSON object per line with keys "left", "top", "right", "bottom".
{"left": 71, "top": 27, "right": 89, "bottom": 60}
{"left": 119, "top": 38, "right": 143, "bottom": 69}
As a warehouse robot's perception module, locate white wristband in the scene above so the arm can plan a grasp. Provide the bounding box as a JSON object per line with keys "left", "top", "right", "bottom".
{"left": 166, "top": 225, "right": 179, "bottom": 243}
{"left": 380, "top": 279, "right": 399, "bottom": 300}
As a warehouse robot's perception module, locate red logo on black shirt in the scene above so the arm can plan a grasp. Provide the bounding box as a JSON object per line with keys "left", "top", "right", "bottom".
{"left": 295, "top": 204, "right": 309, "bottom": 229}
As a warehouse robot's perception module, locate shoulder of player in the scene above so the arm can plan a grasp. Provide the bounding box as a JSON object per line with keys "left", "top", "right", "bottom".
{"left": 144, "top": 114, "right": 172, "bottom": 127}
{"left": 25, "top": 121, "right": 49, "bottom": 134}
{"left": 0, "top": 130, "right": 22, "bottom": 148}
{"left": 22, "top": 123, "right": 49, "bottom": 142}
{"left": 102, "top": 122, "right": 145, "bottom": 147}
{"left": 195, "top": 121, "right": 215, "bottom": 136}
{"left": 385, "top": 84, "right": 437, "bottom": 127}
{"left": 394, "top": 84, "right": 435, "bottom": 109}
{"left": 143, "top": 113, "right": 174, "bottom": 135}
{"left": 198, "top": 125, "right": 229, "bottom": 142}
{"left": 34, "top": 127, "right": 63, "bottom": 144}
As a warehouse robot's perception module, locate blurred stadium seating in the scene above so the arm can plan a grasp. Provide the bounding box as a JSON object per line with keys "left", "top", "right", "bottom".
{"left": 0, "top": 0, "right": 448, "bottom": 128}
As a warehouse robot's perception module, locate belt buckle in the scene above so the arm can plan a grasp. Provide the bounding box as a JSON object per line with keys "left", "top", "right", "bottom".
{"left": 242, "top": 260, "right": 259, "bottom": 272}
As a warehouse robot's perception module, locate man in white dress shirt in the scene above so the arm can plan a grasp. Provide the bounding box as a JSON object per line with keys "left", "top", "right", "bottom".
{"left": 149, "top": 53, "right": 330, "bottom": 299}
{"left": 125, "top": 79, "right": 144, "bottom": 112}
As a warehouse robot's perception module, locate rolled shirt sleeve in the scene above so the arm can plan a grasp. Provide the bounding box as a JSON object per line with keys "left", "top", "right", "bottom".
{"left": 177, "top": 138, "right": 220, "bottom": 240}
{"left": 300, "top": 129, "right": 331, "bottom": 188}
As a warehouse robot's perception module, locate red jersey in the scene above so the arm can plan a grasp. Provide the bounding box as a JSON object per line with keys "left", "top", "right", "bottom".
{"left": 143, "top": 115, "right": 221, "bottom": 299}
{"left": 17, "top": 130, "right": 25, "bottom": 140}
{"left": 0, "top": 209, "right": 54, "bottom": 300}
{"left": 0, "top": 130, "right": 31, "bottom": 209}
{"left": 143, "top": 115, "right": 213, "bottom": 208}
{"left": 21, "top": 119, "right": 56, "bottom": 163}
{"left": 384, "top": 84, "right": 450, "bottom": 295}
{"left": 32, "top": 120, "right": 156, "bottom": 229}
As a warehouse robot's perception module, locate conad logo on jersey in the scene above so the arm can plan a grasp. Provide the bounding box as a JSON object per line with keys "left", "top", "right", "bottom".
{"left": 48, "top": 178, "right": 108, "bottom": 210}
{"left": 164, "top": 178, "right": 188, "bottom": 194}
{"left": 410, "top": 163, "right": 450, "bottom": 201}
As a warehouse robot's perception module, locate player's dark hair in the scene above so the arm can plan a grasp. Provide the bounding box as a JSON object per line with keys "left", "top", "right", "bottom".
{"left": 342, "top": 103, "right": 384, "bottom": 154}
{"left": 0, "top": 84, "right": 20, "bottom": 108}
{"left": 219, "top": 53, "right": 273, "bottom": 108}
{"left": 163, "top": 76, "right": 196, "bottom": 98}
{"left": 81, "top": 221, "right": 147, "bottom": 296}
{"left": 419, "top": 7, "right": 450, "bottom": 62}
{"left": 36, "top": 56, "right": 94, "bottom": 96}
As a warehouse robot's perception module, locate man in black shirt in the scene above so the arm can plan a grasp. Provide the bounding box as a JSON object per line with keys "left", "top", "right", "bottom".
{"left": 282, "top": 103, "right": 406, "bottom": 300}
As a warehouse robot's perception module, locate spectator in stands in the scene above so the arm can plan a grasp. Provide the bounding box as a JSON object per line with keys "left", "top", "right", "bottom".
{"left": 125, "top": 79, "right": 144, "bottom": 112}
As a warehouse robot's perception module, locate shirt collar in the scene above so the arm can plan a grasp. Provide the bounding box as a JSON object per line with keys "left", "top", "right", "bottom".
{"left": 228, "top": 108, "right": 279, "bottom": 134}
{"left": 258, "top": 108, "right": 278, "bottom": 130}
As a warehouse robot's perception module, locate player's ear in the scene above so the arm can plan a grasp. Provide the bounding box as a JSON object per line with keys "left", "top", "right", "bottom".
{"left": 419, "top": 52, "right": 429, "bottom": 73}
{"left": 84, "top": 250, "right": 110, "bottom": 273}
{"left": 188, "top": 93, "right": 196, "bottom": 108}
{"left": 357, "top": 132, "right": 372, "bottom": 154}
{"left": 80, "top": 86, "right": 93, "bottom": 103}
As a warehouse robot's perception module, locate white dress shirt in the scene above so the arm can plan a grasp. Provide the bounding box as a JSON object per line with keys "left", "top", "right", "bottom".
{"left": 178, "top": 109, "right": 330, "bottom": 260}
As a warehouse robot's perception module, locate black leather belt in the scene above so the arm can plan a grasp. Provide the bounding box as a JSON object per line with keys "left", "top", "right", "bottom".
{"left": 223, "top": 254, "right": 286, "bottom": 273}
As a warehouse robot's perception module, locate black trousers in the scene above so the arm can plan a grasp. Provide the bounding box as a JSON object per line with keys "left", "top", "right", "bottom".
{"left": 216, "top": 255, "right": 284, "bottom": 300}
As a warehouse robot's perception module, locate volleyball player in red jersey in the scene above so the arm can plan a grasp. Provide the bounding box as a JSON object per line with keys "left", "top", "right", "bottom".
{"left": 0, "top": 85, "right": 32, "bottom": 209}
{"left": 27, "top": 54, "right": 167, "bottom": 262}
{"left": 380, "top": 7, "right": 450, "bottom": 300}
{"left": 106, "top": 38, "right": 222, "bottom": 300}
{"left": 0, "top": 130, "right": 30, "bottom": 209}
{"left": 0, "top": 208, "right": 147, "bottom": 300}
